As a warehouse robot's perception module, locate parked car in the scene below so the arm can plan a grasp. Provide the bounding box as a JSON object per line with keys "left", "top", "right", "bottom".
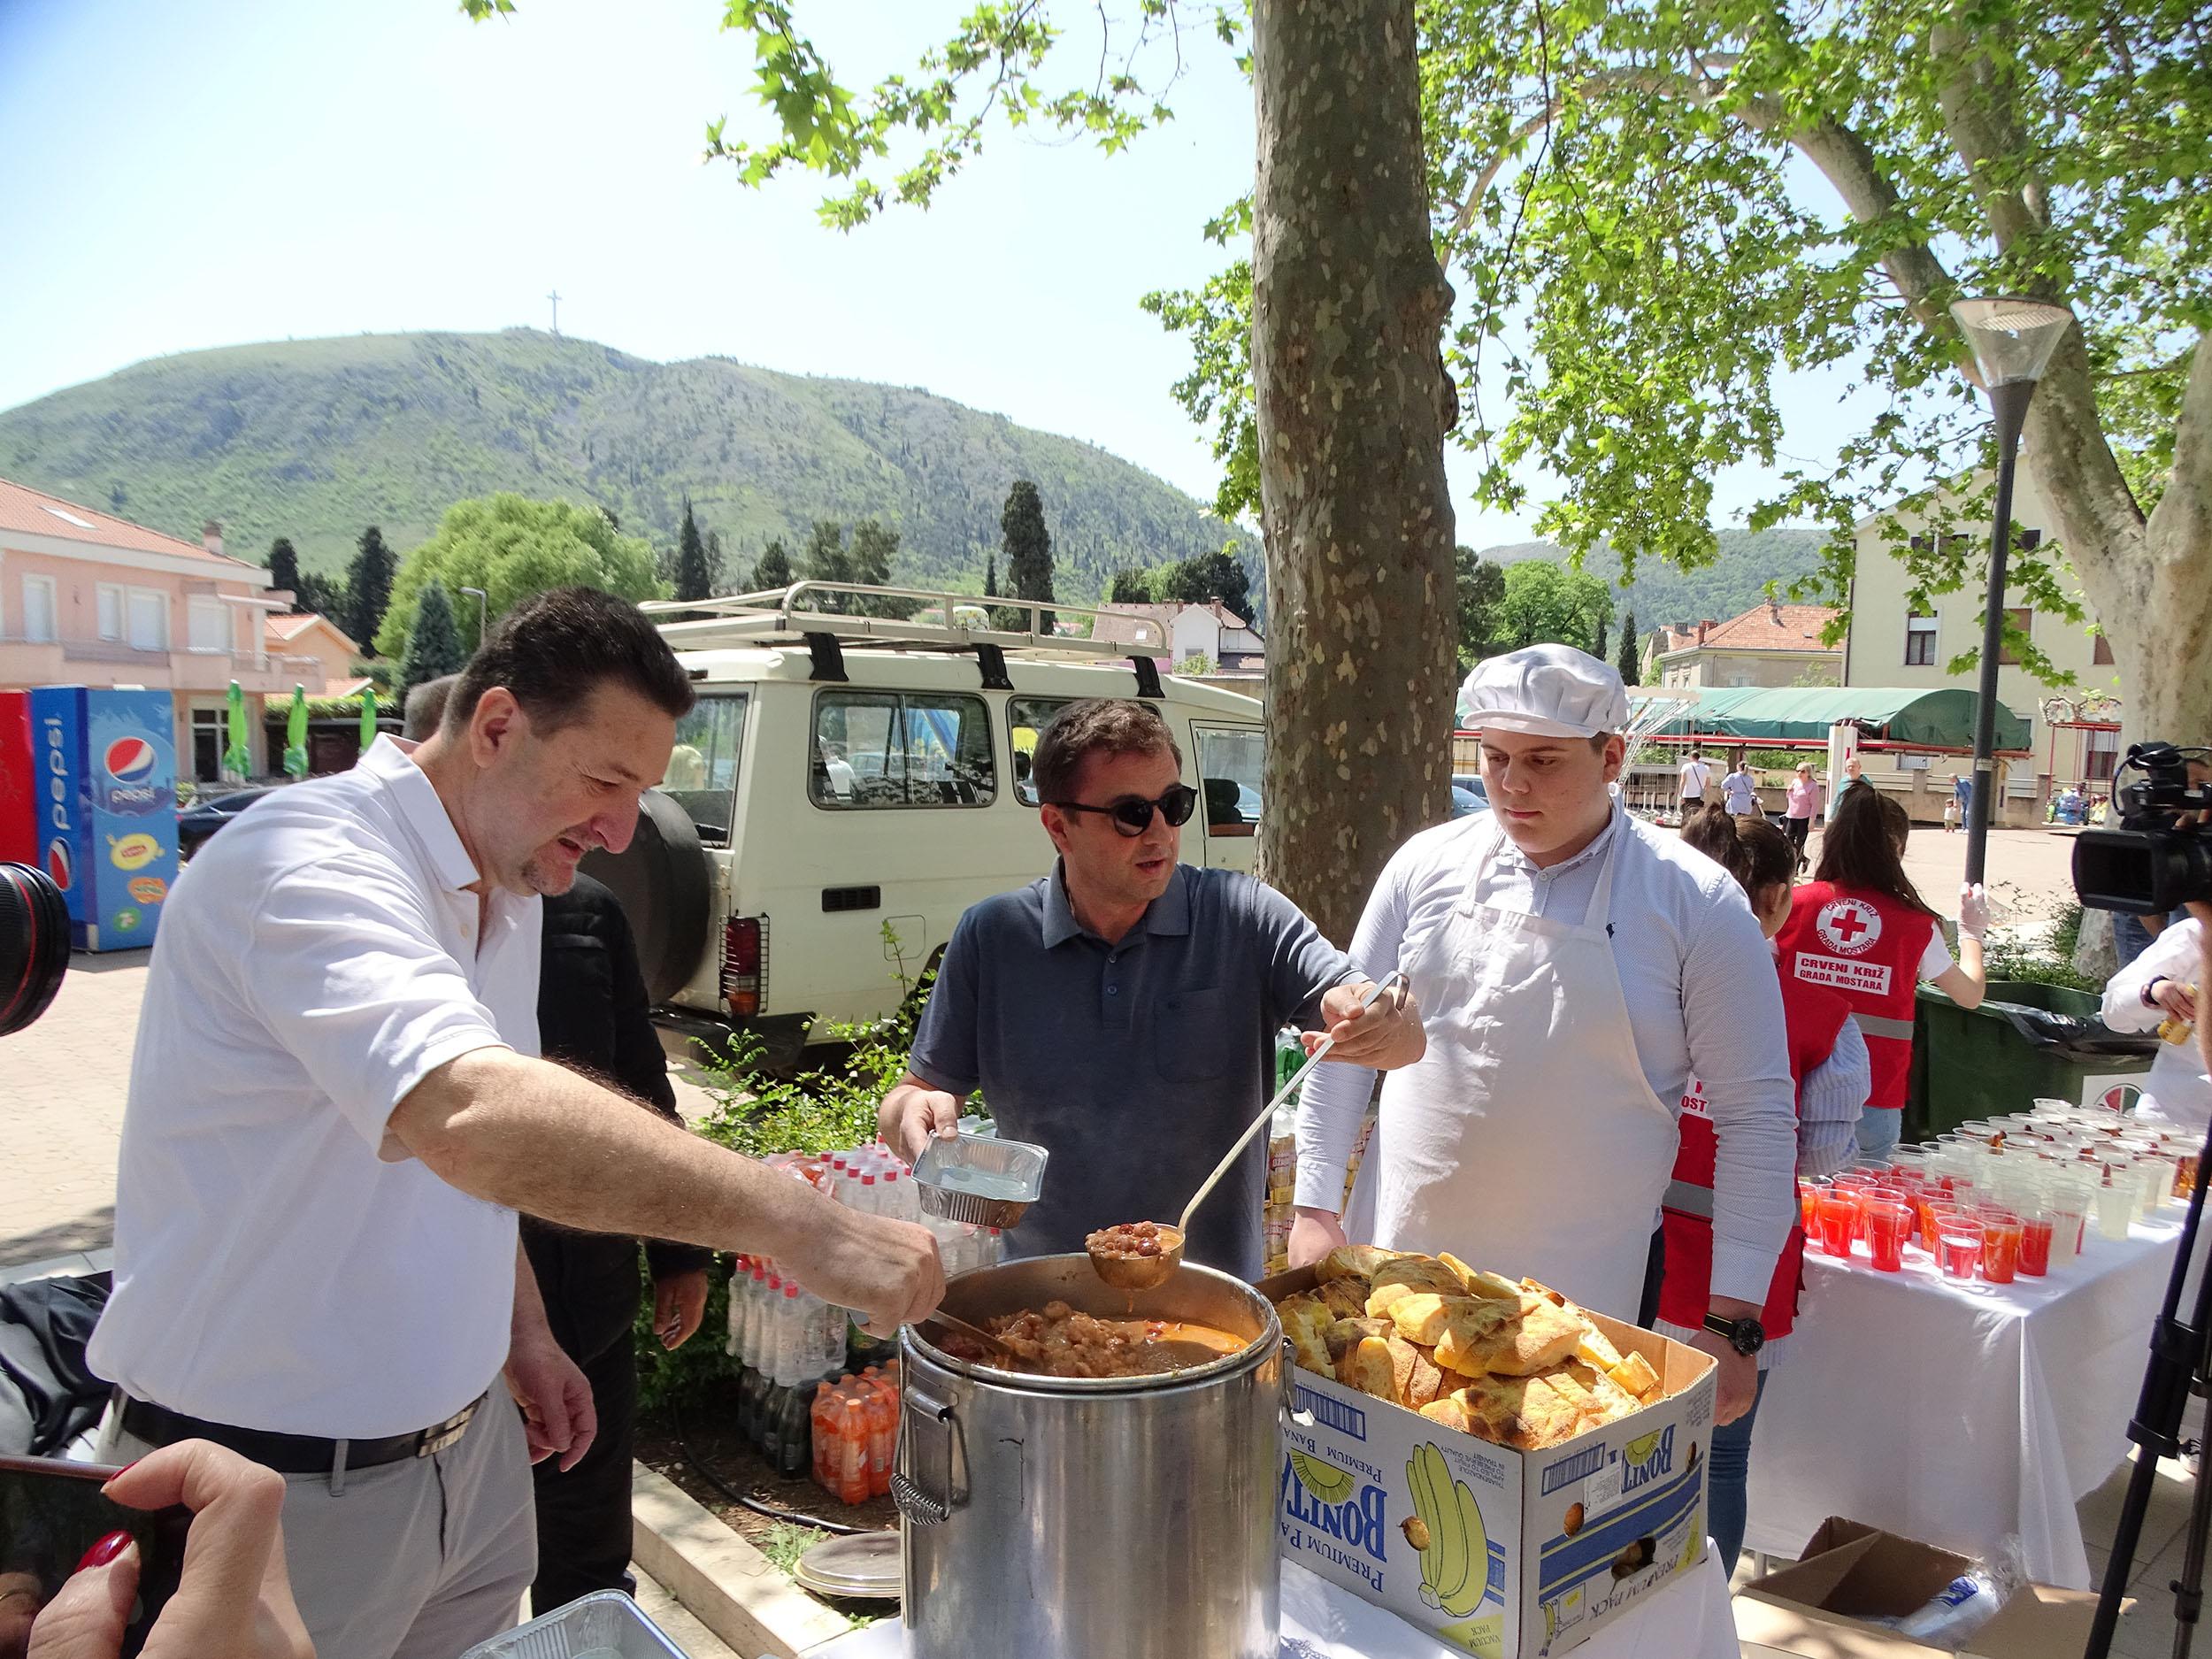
{"left": 178, "top": 784, "right": 285, "bottom": 858}
{"left": 1450, "top": 774, "right": 1490, "bottom": 818}
{"left": 588, "top": 591, "right": 1271, "bottom": 1073}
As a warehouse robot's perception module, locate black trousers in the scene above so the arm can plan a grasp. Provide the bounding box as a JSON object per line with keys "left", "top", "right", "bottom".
{"left": 529, "top": 1333, "right": 639, "bottom": 1615}
{"left": 1637, "top": 1224, "right": 1666, "bottom": 1330}
{"left": 1786, "top": 815, "right": 1812, "bottom": 864}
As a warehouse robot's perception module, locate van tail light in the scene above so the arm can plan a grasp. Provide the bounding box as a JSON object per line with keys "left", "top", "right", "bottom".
{"left": 723, "top": 916, "right": 764, "bottom": 1018}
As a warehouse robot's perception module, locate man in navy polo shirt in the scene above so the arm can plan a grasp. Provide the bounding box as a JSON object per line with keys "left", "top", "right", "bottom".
{"left": 879, "top": 699, "right": 1425, "bottom": 1278}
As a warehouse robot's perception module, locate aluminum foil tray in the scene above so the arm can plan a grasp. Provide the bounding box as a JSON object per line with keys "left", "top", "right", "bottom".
{"left": 912, "top": 1132, "right": 1048, "bottom": 1228}
{"left": 458, "top": 1591, "right": 687, "bottom": 1658}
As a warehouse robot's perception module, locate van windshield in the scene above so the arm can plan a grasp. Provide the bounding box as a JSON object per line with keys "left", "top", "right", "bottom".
{"left": 664, "top": 692, "right": 747, "bottom": 847}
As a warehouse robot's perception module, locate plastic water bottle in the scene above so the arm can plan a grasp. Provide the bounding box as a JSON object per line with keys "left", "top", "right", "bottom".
{"left": 882, "top": 1165, "right": 918, "bottom": 1224}
{"left": 741, "top": 1270, "right": 780, "bottom": 1447}
{"left": 724, "top": 1255, "right": 750, "bottom": 1358}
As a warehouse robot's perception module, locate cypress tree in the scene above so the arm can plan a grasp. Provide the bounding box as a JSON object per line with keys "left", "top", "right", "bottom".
{"left": 1001, "top": 480, "right": 1055, "bottom": 634}
{"left": 346, "top": 526, "right": 396, "bottom": 651}
{"left": 267, "top": 538, "right": 302, "bottom": 610}
{"left": 400, "top": 582, "right": 467, "bottom": 693}
{"left": 752, "top": 540, "right": 795, "bottom": 591}
{"left": 1617, "top": 609, "right": 1640, "bottom": 686}
{"left": 675, "top": 496, "right": 714, "bottom": 602}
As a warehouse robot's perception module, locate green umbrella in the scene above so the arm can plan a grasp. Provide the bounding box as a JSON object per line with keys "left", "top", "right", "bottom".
{"left": 222, "top": 680, "right": 252, "bottom": 780}
{"left": 282, "top": 685, "right": 309, "bottom": 779}
{"left": 359, "top": 685, "right": 379, "bottom": 753}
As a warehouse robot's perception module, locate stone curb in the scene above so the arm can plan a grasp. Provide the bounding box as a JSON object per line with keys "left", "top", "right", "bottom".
{"left": 630, "top": 1461, "right": 854, "bottom": 1658}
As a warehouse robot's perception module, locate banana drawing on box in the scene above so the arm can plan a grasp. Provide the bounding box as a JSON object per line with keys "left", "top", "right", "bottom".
{"left": 1288, "top": 1449, "right": 1356, "bottom": 1506}
{"left": 1406, "top": 1440, "right": 1490, "bottom": 1617}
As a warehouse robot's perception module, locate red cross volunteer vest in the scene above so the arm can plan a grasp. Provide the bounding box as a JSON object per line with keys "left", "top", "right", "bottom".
{"left": 1773, "top": 881, "right": 1935, "bottom": 1112}
{"left": 1657, "top": 968, "right": 1852, "bottom": 1337}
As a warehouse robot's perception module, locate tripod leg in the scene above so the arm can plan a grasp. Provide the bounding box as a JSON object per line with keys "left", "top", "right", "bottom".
{"left": 2171, "top": 1417, "right": 2211, "bottom": 1659}
{"left": 2090, "top": 1130, "right": 2212, "bottom": 1659}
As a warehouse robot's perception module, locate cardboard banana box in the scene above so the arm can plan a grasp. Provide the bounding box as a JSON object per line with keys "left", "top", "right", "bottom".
{"left": 1260, "top": 1263, "right": 1717, "bottom": 1659}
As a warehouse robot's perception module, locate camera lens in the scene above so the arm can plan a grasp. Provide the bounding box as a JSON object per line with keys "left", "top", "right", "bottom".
{"left": 0, "top": 862, "right": 71, "bottom": 1037}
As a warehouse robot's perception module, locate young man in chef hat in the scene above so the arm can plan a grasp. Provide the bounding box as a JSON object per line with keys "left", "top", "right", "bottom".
{"left": 1290, "top": 644, "right": 1798, "bottom": 1425}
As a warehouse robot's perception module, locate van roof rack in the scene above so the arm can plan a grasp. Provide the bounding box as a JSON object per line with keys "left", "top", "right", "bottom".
{"left": 641, "top": 583, "right": 1170, "bottom": 683}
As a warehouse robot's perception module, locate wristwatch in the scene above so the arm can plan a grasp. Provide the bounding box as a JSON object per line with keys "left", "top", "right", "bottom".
{"left": 2144, "top": 977, "right": 2169, "bottom": 1010}
{"left": 1702, "top": 1311, "right": 1765, "bottom": 1356}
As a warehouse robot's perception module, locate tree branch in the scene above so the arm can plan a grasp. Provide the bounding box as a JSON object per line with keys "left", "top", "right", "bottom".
{"left": 2145, "top": 331, "right": 2212, "bottom": 557}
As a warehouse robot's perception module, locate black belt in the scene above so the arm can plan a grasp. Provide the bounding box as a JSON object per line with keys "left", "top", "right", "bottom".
{"left": 115, "top": 1389, "right": 488, "bottom": 1476}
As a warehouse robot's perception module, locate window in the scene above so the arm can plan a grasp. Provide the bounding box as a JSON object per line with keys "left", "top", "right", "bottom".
{"left": 20, "top": 575, "right": 57, "bottom": 642}
{"left": 2093, "top": 633, "right": 2115, "bottom": 667}
{"left": 1904, "top": 611, "right": 1939, "bottom": 666}
{"left": 127, "top": 588, "right": 167, "bottom": 651}
{"left": 813, "top": 689, "right": 995, "bottom": 809}
{"left": 664, "top": 692, "right": 748, "bottom": 847}
{"left": 1195, "top": 726, "right": 1264, "bottom": 838}
{"left": 189, "top": 706, "right": 226, "bottom": 783}
{"left": 96, "top": 583, "right": 123, "bottom": 641}
{"left": 188, "top": 595, "right": 229, "bottom": 653}
{"left": 2085, "top": 726, "right": 2119, "bottom": 782}
{"left": 1008, "top": 696, "right": 1074, "bottom": 806}
{"left": 1997, "top": 608, "right": 2032, "bottom": 666}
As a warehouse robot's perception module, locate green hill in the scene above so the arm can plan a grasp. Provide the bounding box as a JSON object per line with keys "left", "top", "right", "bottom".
{"left": 1485, "top": 528, "right": 1838, "bottom": 633}
{"left": 0, "top": 329, "right": 1259, "bottom": 605}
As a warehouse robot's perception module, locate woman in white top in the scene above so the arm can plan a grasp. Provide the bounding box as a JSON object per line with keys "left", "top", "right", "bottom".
{"left": 2102, "top": 915, "right": 2208, "bottom": 1132}
{"left": 1722, "top": 755, "right": 1759, "bottom": 819}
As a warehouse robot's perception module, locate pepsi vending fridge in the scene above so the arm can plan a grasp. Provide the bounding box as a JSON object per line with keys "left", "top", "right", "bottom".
{"left": 28, "top": 687, "right": 182, "bottom": 950}
{"left": 0, "top": 690, "right": 33, "bottom": 866}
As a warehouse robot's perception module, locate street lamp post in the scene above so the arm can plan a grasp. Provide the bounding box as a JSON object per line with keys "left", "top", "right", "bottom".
{"left": 459, "top": 586, "right": 488, "bottom": 649}
{"left": 1947, "top": 296, "right": 2074, "bottom": 888}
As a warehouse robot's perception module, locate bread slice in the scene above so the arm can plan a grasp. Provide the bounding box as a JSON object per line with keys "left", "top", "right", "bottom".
{"left": 1563, "top": 1359, "right": 1645, "bottom": 1425}
{"left": 1278, "top": 1294, "right": 1334, "bottom": 1374}
{"left": 1316, "top": 1244, "right": 1399, "bottom": 1283}
{"left": 1364, "top": 1256, "right": 1466, "bottom": 1317}
{"left": 1324, "top": 1316, "right": 1392, "bottom": 1367}
{"left": 1454, "top": 1374, "right": 1588, "bottom": 1451}
{"left": 1444, "top": 1296, "right": 1584, "bottom": 1379}
{"left": 1573, "top": 1321, "right": 1624, "bottom": 1373}
{"left": 1440, "top": 1252, "right": 1523, "bottom": 1301}
{"left": 1316, "top": 1275, "right": 1372, "bottom": 1320}
{"left": 1404, "top": 1343, "right": 1448, "bottom": 1409}
{"left": 1608, "top": 1350, "right": 1663, "bottom": 1402}
{"left": 1419, "top": 1394, "right": 1474, "bottom": 1434}
{"left": 1338, "top": 1335, "right": 1398, "bottom": 1401}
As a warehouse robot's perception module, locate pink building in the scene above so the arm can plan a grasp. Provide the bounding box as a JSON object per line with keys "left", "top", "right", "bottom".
{"left": 0, "top": 477, "right": 317, "bottom": 780}
{"left": 265, "top": 612, "right": 369, "bottom": 698}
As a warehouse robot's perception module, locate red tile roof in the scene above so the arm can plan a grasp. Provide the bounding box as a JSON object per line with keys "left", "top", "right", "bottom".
{"left": 0, "top": 475, "right": 246, "bottom": 565}
{"left": 264, "top": 611, "right": 357, "bottom": 651}
{"left": 1657, "top": 603, "right": 1839, "bottom": 656}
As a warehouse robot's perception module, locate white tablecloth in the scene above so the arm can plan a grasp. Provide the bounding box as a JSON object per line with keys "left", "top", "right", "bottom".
{"left": 803, "top": 1550, "right": 1738, "bottom": 1659}
{"left": 1743, "top": 1210, "right": 2184, "bottom": 1589}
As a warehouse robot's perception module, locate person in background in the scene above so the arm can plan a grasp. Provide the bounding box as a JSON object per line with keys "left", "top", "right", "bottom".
{"left": 1677, "top": 746, "right": 1713, "bottom": 820}
{"left": 1663, "top": 805, "right": 1869, "bottom": 1572}
{"left": 1775, "top": 785, "right": 1986, "bottom": 1160}
{"left": 1721, "top": 753, "right": 1759, "bottom": 821}
{"left": 879, "top": 698, "right": 1424, "bottom": 1278}
{"left": 406, "top": 675, "right": 711, "bottom": 1617}
{"left": 1784, "top": 761, "right": 1821, "bottom": 872}
{"left": 1293, "top": 647, "right": 1798, "bottom": 1429}
{"left": 2103, "top": 912, "right": 2208, "bottom": 1133}
{"left": 27, "top": 1441, "right": 311, "bottom": 1659}
{"left": 1942, "top": 786, "right": 1962, "bottom": 835}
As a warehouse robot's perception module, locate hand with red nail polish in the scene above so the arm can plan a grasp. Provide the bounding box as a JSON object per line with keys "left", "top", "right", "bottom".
{"left": 28, "top": 1440, "right": 312, "bottom": 1659}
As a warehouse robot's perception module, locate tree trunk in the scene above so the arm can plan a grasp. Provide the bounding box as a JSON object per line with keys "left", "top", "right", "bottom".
{"left": 1249, "top": 0, "right": 1459, "bottom": 945}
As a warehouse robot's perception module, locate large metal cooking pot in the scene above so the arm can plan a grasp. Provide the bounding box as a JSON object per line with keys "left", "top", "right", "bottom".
{"left": 897, "top": 1255, "right": 1285, "bottom": 1659}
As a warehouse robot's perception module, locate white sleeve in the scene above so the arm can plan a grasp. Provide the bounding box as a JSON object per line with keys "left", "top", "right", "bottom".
{"left": 1294, "top": 848, "right": 1416, "bottom": 1213}
{"left": 239, "top": 854, "right": 513, "bottom": 1150}
{"left": 2104, "top": 918, "right": 2204, "bottom": 1033}
{"left": 1683, "top": 893, "right": 1801, "bottom": 1302}
{"left": 1793, "top": 1018, "right": 1870, "bottom": 1180}
{"left": 1918, "top": 931, "right": 1955, "bottom": 980}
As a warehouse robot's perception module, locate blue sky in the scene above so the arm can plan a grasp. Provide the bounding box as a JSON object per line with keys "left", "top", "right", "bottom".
{"left": 0, "top": 0, "right": 1859, "bottom": 546}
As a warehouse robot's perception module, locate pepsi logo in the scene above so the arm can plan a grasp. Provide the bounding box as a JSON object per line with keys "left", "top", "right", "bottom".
{"left": 45, "top": 837, "right": 73, "bottom": 889}
{"left": 104, "top": 736, "right": 157, "bottom": 783}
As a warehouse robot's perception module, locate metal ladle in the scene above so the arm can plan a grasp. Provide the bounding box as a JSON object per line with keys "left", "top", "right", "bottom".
{"left": 1086, "top": 972, "right": 1410, "bottom": 1293}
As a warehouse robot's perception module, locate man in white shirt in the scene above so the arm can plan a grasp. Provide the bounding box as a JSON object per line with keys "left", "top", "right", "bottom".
{"left": 1292, "top": 646, "right": 1798, "bottom": 1425}
{"left": 1678, "top": 746, "right": 1713, "bottom": 815}
{"left": 90, "top": 588, "right": 943, "bottom": 1659}
{"left": 2103, "top": 912, "right": 2209, "bottom": 1132}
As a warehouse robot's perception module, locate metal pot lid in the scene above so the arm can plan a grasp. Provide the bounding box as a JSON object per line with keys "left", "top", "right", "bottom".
{"left": 794, "top": 1532, "right": 902, "bottom": 1601}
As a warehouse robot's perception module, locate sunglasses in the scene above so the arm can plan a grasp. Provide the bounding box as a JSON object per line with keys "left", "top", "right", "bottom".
{"left": 1049, "top": 783, "right": 1199, "bottom": 836}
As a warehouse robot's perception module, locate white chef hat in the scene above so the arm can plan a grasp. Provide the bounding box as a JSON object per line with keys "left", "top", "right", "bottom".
{"left": 1456, "top": 644, "right": 1629, "bottom": 738}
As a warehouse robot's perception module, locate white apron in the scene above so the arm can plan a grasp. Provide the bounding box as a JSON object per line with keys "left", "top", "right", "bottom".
{"left": 1369, "top": 814, "right": 1683, "bottom": 1322}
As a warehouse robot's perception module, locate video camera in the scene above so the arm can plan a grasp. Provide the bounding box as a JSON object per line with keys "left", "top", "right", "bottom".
{"left": 2072, "top": 741, "right": 2212, "bottom": 914}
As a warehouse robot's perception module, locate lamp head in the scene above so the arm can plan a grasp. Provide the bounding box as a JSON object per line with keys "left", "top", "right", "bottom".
{"left": 1949, "top": 296, "right": 2073, "bottom": 388}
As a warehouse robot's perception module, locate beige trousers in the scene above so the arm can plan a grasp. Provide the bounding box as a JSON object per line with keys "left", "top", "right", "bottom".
{"left": 98, "top": 1386, "right": 535, "bottom": 1659}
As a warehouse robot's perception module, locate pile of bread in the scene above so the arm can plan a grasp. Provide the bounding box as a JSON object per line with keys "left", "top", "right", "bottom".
{"left": 1274, "top": 1246, "right": 1665, "bottom": 1452}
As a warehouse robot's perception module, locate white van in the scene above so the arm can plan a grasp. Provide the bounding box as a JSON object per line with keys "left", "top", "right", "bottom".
{"left": 587, "top": 585, "right": 1267, "bottom": 1071}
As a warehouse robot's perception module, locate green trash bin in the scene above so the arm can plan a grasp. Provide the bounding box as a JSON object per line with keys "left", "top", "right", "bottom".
{"left": 1905, "top": 979, "right": 2162, "bottom": 1140}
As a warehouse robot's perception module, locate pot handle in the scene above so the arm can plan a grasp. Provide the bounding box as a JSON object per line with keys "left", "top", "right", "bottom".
{"left": 1281, "top": 1339, "right": 1315, "bottom": 1428}
{"left": 891, "top": 1385, "right": 959, "bottom": 1528}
